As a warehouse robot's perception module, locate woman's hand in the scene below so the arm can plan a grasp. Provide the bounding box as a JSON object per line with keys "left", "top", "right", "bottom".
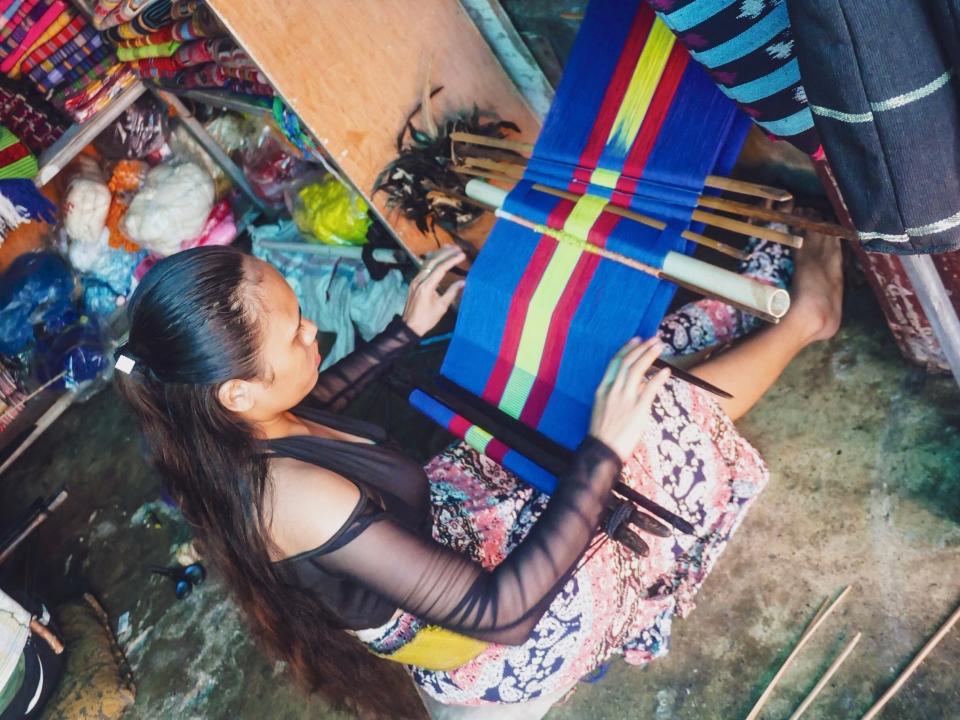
{"left": 402, "top": 246, "right": 467, "bottom": 336}
{"left": 589, "top": 337, "right": 671, "bottom": 462}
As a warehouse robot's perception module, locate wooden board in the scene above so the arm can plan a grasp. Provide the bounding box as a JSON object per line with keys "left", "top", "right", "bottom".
{"left": 207, "top": 0, "right": 541, "bottom": 259}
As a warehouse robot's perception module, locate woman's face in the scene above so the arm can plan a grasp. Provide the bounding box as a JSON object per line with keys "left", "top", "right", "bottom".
{"left": 239, "top": 259, "right": 321, "bottom": 419}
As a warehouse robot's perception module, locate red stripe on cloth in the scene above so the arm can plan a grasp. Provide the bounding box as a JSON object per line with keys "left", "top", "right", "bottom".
{"left": 612, "top": 42, "right": 690, "bottom": 202}
{"left": 0, "top": 141, "right": 30, "bottom": 168}
{"left": 486, "top": 438, "right": 511, "bottom": 464}
{"left": 481, "top": 199, "right": 575, "bottom": 405}
{"left": 518, "top": 210, "right": 620, "bottom": 426}
{"left": 20, "top": 15, "right": 85, "bottom": 75}
{"left": 448, "top": 415, "right": 474, "bottom": 439}
{"left": 569, "top": 4, "right": 654, "bottom": 189}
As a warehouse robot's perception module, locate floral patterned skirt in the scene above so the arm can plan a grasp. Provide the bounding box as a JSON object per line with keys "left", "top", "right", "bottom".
{"left": 357, "top": 379, "right": 769, "bottom": 706}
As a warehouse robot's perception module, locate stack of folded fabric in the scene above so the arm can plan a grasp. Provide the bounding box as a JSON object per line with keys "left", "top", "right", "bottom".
{"left": 0, "top": 0, "right": 137, "bottom": 125}
{"left": 0, "top": 76, "right": 67, "bottom": 154}
{"left": 103, "top": 0, "right": 273, "bottom": 97}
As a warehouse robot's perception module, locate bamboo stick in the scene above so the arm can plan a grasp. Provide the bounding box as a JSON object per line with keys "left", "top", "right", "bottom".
{"left": 745, "top": 586, "right": 853, "bottom": 720}
{"left": 450, "top": 131, "right": 793, "bottom": 201}
{"left": 466, "top": 179, "right": 789, "bottom": 320}
{"left": 0, "top": 371, "right": 68, "bottom": 424}
{"left": 455, "top": 164, "right": 747, "bottom": 261}
{"left": 451, "top": 132, "right": 533, "bottom": 154}
{"left": 464, "top": 155, "right": 524, "bottom": 178}
{"left": 704, "top": 175, "right": 792, "bottom": 201}
{"left": 462, "top": 156, "right": 802, "bottom": 248}
{"left": 532, "top": 184, "right": 748, "bottom": 261}
{"left": 859, "top": 600, "right": 960, "bottom": 720}
{"left": 787, "top": 633, "right": 862, "bottom": 720}
{"left": 691, "top": 208, "right": 803, "bottom": 249}
{"left": 697, "top": 195, "right": 856, "bottom": 240}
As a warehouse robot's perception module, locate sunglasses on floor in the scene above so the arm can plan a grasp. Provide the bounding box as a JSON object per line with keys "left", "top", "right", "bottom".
{"left": 149, "top": 562, "right": 206, "bottom": 600}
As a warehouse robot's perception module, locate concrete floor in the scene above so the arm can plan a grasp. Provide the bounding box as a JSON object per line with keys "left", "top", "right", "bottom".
{"left": 1, "top": 279, "right": 958, "bottom": 720}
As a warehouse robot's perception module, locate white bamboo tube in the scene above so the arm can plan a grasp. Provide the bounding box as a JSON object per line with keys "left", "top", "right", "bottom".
{"left": 465, "top": 180, "right": 790, "bottom": 319}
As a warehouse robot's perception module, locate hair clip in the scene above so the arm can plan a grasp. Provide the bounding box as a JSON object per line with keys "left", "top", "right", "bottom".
{"left": 115, "top": 354, "right": 136, "bottom": 374}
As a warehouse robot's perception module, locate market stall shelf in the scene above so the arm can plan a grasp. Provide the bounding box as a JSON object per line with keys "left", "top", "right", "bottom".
{"left": 205, "top": 0, "right": 541, "bottom": 260}
{"left": 35, "top": 79, "right": 147, "bottom": 187}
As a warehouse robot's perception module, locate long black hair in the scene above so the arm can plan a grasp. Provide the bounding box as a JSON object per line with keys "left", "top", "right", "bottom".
{"left": 115, "top": 246, "right": 422, "bottom": 718}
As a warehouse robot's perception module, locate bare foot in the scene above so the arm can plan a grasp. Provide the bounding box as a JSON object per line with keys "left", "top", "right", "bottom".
{"left": 785, "top": 222, "right": 844, "bottom": 346}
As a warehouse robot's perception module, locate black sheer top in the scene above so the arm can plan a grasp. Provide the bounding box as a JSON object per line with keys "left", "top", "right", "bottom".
{"left": 268, "top": 317, "right": 623, "bottom": 645}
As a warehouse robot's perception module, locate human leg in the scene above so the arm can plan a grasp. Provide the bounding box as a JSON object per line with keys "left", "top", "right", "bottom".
{"left": 688, "top": 231, "right": 843, "bottom": 421}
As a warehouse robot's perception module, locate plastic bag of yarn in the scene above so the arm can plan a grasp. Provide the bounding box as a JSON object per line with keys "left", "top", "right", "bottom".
{"left": 63, "top": 156, "right": 112, "bottom": 251}
{"left": 122, "top": 161, "right": 215, "bottom": 256}
{"left": 35, "top": 317, "right": 108, "bottom": 389}
{"left": 94, "top": 96, "right": 169, "bottom": 160}
{"left": 240, "top": 125, "right": 307, "bottom": 207}
{"left": 286, "top": 174, "right": 370, "bottom": 246}
{"left": 0, "top": 251, "right": 77, "bottom": 356}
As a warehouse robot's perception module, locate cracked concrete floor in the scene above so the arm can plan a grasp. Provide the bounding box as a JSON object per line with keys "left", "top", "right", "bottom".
{"left": 2, "top": 283, "right": 958, "bottom": 720}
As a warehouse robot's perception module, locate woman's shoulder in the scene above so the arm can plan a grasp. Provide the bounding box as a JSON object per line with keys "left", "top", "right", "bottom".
{"left": 266, "top": 456, "right": 363, "bottom": 561}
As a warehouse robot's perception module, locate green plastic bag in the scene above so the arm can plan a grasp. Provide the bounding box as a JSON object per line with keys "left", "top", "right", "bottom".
{"left": 291, "top": 175, "right": 370, "bottom": 246}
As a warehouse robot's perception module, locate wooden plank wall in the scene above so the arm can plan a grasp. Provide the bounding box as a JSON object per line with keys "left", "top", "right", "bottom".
{"left": 207, "top": 0, "right": 541, "bottom": 259}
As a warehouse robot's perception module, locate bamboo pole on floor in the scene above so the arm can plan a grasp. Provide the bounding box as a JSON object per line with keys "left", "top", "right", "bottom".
{"left": 859, "top": 600, "right": 960, "bottom": 720}
{"left": 744, "top": 586, "right": 853, "bottom": 720}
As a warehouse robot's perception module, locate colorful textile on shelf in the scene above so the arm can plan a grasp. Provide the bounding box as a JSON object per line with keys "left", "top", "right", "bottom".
{"left": 408, "top": 0, "right": 748, "bottom": 492}
{"left": 792, "top": 0, "right": 960, "bottom": 254}
{"left": 3, "top": 0, "right": 70, "bottom": 78}
{"left": 0, "top": 127, "right": 38, "bottom": 179}
{"left": 91, "top": 0, "right": 160, "bottom": 30}
{"left": 115, "top": 23, "right": 176, "bottom": 48}
{"left": 115, "top": 39, "right": 180, "bottom": 61}
{"left": 19, "top": 12, "right": 86, "bottom": 77}
{"left": 0, "top": 0, "right": 131, "bottom": 122}
{"left": 173, "top": 37, "right": 217, "bottom": 66}
{"left": 648, "top": 0, "right": 820, "bottom": 154}
{"left": 176, "top": 62, "right": 226, "bottom": 89}
{"left": 32, "top": 42, "right": 115, "bottom": 95}
{"left": 129, "top": 56, "right": 182, "bottom": 78}
{"left": 61, "top": 64, "right": 137, "bottom": 123}
{"left": 104, "top": 1, "right": 217, "bottom": 43}
{"left": 49, "top": 56, "right": 117, "bottom": 106}
{"left": 0, "top": 76, "right": 67, "bottom": 153}
{"left": 219, "top": 63, "right": 268, "bottom": 86}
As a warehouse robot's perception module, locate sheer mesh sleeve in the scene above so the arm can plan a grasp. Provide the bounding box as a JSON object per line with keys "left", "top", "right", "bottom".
{"left": 309, "top": 316, "right": 420, "bottom": 412}
{"left": 319, "top": 436, "right": 622, "bottom": 645}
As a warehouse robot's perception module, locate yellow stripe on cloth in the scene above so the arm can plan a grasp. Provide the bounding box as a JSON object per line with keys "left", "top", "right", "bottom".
{"left": 9, "top": 8, "right": 74, "bottom": 79}
{"left": 590, "top": 17, "right": 675, "bottom": 189}
{"left": 498, "top": 195, "right": 608, "bottom": 417}
{"left": 374, "top": 626, "right": 488, "bottom": 671}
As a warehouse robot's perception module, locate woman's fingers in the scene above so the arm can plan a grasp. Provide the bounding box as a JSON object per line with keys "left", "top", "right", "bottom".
{"left": 420, "top": 249, "right": 466, "bottom": 292}
{"left": 599, "top": 338, "right": 641, "bottom": 391}
{"left": 612, "top": 336, "right": 659, "bottom": 392}
{"left": 623, "top": 340, "right": 664, "bottom": 395}
{"left": 637, "top": 367, "right": 670, "bottom": 408}
{"left": 440, "top": 279, "right": 466, "bottom": 308}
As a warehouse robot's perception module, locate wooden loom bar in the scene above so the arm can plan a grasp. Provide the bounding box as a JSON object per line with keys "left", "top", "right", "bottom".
{"left": 534, "top": 185, "right": 748, "bottom": 261}
{"left": 697, "top": 195, "right": 856, "bottom": 240}
{"left": 462, "top": 156, "right": 803, "bottom": 248}
{"left": 450, "top": 131, "right": 794, "bottom": 201}
{"left": 491, "top": 211, "right": 781, "bottom": 324}
{"left": 691, "top": 208, "right": 803, "bottom": 249}
{"left": 467, "top": 179, "right": 789, "bottom": 321}
{"left": 432, "top": 185, "right": 772, "bottom": 322}
{"left": 456, "top": 164, "right": 748, "bottom": 260}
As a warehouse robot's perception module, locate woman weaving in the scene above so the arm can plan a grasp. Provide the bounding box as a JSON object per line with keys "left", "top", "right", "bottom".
{"left": 116, "top": 235, "right": 841, "bottom": 718}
